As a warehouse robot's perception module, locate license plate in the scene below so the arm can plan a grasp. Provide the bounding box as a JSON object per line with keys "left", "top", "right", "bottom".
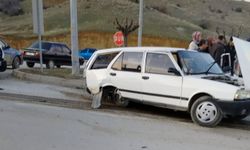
{"left": 26, "top": 52, "right": 35, "bottom": 56}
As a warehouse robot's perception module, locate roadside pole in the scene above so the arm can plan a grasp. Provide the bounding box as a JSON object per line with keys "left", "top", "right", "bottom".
{"left": 38, "top": 33, "right": 42, "bottom": 72}
{"left": 32, "top": 0, "right": 44, "bottom": 72}
{"left": 138, "top": 0, "right": 144, "bottom": 47}
{"left": 70, "top": 0, "right": 80, "bottom": 75}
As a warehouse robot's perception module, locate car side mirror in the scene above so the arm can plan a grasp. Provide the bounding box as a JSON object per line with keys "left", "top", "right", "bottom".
{"left": 168, "top": 68, "right": 181, "bottom": 76}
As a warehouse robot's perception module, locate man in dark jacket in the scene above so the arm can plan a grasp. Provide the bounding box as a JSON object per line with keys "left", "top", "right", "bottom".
{"left": 210, "top": 35, "right": 226, "bottom": 66}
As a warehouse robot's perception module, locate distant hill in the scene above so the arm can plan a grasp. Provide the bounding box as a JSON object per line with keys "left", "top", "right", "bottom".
{"left": 0, "top": 0, "right": 250, "bottom": 43}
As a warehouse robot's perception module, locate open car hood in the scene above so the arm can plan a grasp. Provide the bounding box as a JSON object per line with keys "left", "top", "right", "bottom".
{"left": 233, "top": 37, "right": 250, "bottom": 90}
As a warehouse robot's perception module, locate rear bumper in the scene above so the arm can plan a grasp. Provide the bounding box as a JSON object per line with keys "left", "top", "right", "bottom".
{"left": 217, "top": 99, "right": 250, "bottom": 116}
{"left": 23, "top": 56, "right": 40, "bottom": 63}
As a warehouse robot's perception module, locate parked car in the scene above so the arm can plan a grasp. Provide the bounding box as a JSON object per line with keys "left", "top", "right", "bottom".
{"left": 23, "top": 41, "right": 84, "bottom": 69}
{"left": 85, "top": 47, "right": 250, "bottom": 127}
{"left": 0, "top": 48, "right": 7, "bottom": 72}
{"left": 79, "top": 48, "right": 96, "bottom": 60}
{"left": 0, "top": 38, "right": 23, "bottom": 69}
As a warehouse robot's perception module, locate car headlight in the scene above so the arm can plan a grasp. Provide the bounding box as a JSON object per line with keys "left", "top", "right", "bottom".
{"left": 234, "top": 90, "right": 250, "bottom": 100}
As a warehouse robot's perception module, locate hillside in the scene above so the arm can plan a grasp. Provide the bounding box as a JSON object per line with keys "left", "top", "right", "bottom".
{"left": 0, "top": 0, "right": 250, "bottom": 48}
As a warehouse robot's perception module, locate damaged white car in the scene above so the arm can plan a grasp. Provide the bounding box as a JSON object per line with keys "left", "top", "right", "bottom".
{"left": 84, "top": 37, "right": 250, "bottom": 127}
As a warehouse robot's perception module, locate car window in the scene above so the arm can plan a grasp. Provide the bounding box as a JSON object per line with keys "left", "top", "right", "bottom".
{"left": 112, "top": 52, "right": 143, "bottom": 72}
{"left": 111, "top": 53, "right": 123, "bottom": 70}
{"left": 89, "top": 49, "right": 96, "bottom": 53}
{"left": 81, "top": 49, "right": 88, "bottom": 53}
{"left": 61, "top": 45, "right": 71, "bottom": 55}
{"left": 50, "top": 45, "right": 62, "bottom": 54}
{"left": 145, "top": 53, "right": 175, "bottom": 75}
{"left": 91, "top": 52, "right": 119, "bottom": 69}
{"left": 29, "top": 42, "right": 51, "bottom": 50}
{"left": 178, "top": 51, "right": 223, "bottom": 75}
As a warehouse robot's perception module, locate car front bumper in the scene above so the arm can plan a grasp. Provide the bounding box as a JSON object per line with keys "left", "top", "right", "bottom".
{"left": 217, "top": 99, "right": 250, "bottom": 117}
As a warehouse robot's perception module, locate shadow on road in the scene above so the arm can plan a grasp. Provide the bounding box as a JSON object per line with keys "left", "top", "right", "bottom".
{"left": 101, "top": 101, "right": 250, "bottom": 130}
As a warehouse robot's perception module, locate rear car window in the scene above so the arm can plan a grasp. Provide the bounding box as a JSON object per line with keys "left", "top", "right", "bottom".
{"left": 112, "top": 52, "right": 143, "bottom": 72}
{"left": 29, "top": 42, "right": 52, "bottom": 50}
{"left": 91, "top": 52, "right": 119, "bottom": 69}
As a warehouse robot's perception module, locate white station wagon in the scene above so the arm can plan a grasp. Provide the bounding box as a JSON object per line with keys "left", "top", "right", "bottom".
{"left": 85, "top": 45, "right": 250, "bottom": 127}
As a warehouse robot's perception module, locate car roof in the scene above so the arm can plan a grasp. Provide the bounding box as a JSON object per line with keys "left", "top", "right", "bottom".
{"left": 94, "top": 47, "right": 187, "bottom": 54}
{"left": 34, "top": 41, "right": 68, "bottom": 46}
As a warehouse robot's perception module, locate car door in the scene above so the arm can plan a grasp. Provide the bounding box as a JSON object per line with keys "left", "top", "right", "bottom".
{"left": 0, "top": 40, "right": 11, "bottom": 65}
{"left": 47, "top": 44, "right": 59, "bottom": 62}
{"left": 3, "top": 48, "right": 12, "bottom": 65}
{"left": 61, "top": 45, "right": 72, "bottom": 65}
{"left": 86, "top": 51, "right": 120, "bottom": 94}
{"left": 142, "top": 52, "right": 183, "bottom": 107}
{"left": 109, "top": 51, "right": 144, "bottom": 101}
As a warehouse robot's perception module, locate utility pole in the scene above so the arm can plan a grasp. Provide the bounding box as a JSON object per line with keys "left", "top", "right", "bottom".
{"left": 32, "top": 0, "right": 44, "bottom": 72}
{"left": 138, "top": 0, "right": 144, "bottom": 47}
{"left": 70, "top": 0, "right": 80, "bottom": 75}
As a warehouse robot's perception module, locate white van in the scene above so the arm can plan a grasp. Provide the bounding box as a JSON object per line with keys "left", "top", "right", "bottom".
{"left": 85, "top": 45, "right": 250, "bottom": 127}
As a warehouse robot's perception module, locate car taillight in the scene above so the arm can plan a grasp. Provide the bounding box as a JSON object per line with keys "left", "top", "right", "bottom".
{"left": 35, "top": 52, "right": 40, "bottom": 57}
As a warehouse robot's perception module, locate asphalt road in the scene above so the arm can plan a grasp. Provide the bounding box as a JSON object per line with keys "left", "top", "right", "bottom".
{"left": 0, "top": 99, "right": 250, "bottom": 150}
{"left": 1, "top": 66, "right": 250, "bottom": 130}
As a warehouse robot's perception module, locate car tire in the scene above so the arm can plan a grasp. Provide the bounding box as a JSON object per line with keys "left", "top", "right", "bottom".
{"left": 12, "top": 57, "right": 20, "bottom": 69}
{"left": 56, "top": 65, "right": 61, "bottom": 68}
{"left": 46, "top": 60, "right": 55, "bottom": 69}
{"left": 26, "top": 62, "right": 35, "bottom": 68}
{"left": 114, "top": 89, "right": 129, "bottom": 107}
{"left": 191, "top": 96, "right": 223, "bottom": 127}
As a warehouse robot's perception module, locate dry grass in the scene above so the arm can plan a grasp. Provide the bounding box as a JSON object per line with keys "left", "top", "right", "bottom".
{"left": 1, "top": 0, "right": 250, "bottom": 48}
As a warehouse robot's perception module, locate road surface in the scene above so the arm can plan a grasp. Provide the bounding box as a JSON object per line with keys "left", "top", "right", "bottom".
{"left": 0, "top": 99, "right": 250, "bottom": 150}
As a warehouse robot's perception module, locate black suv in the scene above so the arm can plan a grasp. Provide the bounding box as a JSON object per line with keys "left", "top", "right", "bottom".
{"left": 23, "top": 41, "right": 84, "bottom": 69}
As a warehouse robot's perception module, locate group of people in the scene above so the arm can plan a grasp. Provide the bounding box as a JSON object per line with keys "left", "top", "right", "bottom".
{"left": 188, "top": 31, "right": 236, "bottom": 75}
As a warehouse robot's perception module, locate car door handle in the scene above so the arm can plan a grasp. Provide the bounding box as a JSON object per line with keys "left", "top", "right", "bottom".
{"left": 142, "top": 76, "right": 149, "bottom": 80}
{"left": 110, "top": 72, "right": 116, "bottom": 76}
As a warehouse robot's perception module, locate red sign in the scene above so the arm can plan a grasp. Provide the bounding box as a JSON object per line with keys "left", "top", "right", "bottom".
{"left": 113, "top": 31, "right": 124, "bottom": 47}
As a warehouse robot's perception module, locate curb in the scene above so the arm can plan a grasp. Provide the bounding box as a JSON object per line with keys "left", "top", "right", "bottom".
{"left": 12, "top": 69, "right": 85, "bottom": 89}
{"left": 0, "top": 92, "right": 91, "bottom": 110}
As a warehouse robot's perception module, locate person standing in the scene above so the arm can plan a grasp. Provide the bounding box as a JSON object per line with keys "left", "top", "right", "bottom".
{"left": 211, "top": 35, "right": 226, "bottom": 66}
{"left": 188, "top": 31, "right": 202, "bottom": 50}
{"left": 226, "top": 37, "right": 236, "bottom": 75}
{"left": 197, "top": 39, "right": 209, "bottom": 53}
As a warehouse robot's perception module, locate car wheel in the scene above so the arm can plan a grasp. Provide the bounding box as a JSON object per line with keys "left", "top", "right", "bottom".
{"left": 46, "top": 60, "right": 55, "bottom": 69}
{"left": 26, "top": 62, "right": 35, "bottom": 68}
{"left": 114, "top": 89, "right": 129, "bottom": 107}
{"left": 191, "top": 96, "right": 223, "bottom": 127}
{"left": 56, "top": 65, "right": 61, "bottom": 68}
{"left": 12, "top": 57, "right": 20, "bottom": 69}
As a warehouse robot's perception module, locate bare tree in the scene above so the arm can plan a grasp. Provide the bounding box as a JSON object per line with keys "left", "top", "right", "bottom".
{"left": 114, "top": 18, "right": 139, "bottom": 47}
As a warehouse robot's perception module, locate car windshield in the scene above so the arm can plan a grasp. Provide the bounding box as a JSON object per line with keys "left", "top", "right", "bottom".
{"left": 29, "top": 41, "right": 51, "bottom": 50}
{"left": 178, "top": 51, "right": 223, "bottom": 75}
